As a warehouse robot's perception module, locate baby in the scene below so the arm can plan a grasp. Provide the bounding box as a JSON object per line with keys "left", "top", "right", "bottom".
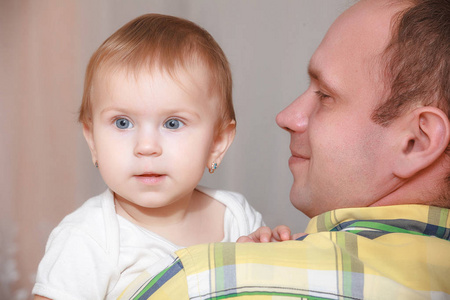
{"left": 33, "top": 14, "right": 264, "bottom": 299}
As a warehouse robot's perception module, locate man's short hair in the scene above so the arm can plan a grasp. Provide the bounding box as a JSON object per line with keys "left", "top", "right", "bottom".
{"left": 373, "top": 0, "right": 450, "bottom": 125}
{"left": 373, "top": 0, "right": 450, "bottom": 204}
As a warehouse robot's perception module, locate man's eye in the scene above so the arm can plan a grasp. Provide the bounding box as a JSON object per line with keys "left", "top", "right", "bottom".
{"left": 164, "top": 119, "right": 184, "bottom": 130}
{"left": 115, "top": 118, "right": 133, "bottom": 129}
{"left": 315, "top": 90, "right": 331, "bottom": 101}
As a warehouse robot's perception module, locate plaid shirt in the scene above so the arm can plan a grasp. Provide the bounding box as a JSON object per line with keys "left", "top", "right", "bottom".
{"left": 119, "top": 205, "right": 450, "bottom": 300}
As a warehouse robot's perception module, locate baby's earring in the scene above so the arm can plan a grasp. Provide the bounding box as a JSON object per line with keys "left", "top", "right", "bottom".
{"left": 94, "top": 161, "right": 98, "bottom": 168}
{"left": 209, "top": 162, "right": 218, "bottom": 174}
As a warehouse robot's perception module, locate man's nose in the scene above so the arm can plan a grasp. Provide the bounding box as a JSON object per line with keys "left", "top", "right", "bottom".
{"left": 276, "top": 95, "right": 309, "bottom": 133}
{"left": 134, "top": 129, "right": 162, "bottom": 157}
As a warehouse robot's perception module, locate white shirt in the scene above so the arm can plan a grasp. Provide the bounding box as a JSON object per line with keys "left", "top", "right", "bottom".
{"left": 32, "top": 186, "right": 264, "bottom": 300}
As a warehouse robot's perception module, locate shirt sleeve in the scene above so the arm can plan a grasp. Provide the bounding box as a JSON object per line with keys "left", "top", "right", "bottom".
{"left": 32, "top": 225, "right": 120, "bottom": 300}
{"left": 222, "top": 190, "right": 265, "bottom": 240}
{"left": 238, "top": 193, "right": 265, "bottom": 231}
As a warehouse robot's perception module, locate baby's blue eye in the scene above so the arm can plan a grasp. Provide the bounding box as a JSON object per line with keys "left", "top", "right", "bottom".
{"left": 164, "top": 119, "right": 184, "bottom": 130}
{"left": 115, "top": 118, "right": 133, "bottom": 129}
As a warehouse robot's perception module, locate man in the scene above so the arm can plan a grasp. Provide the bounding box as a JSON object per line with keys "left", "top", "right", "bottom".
{"left": 119, "top": 0, "right": 450, "bottom": 298}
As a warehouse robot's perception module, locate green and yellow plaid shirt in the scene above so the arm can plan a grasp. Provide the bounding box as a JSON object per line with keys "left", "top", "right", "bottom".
{"left": 119, "top": 205, "right": 450, "bottom": 299}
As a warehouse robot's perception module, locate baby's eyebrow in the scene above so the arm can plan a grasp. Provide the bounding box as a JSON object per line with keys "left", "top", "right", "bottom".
{"left": 99, "top": 106, "right": 129, "bottom": 115}
{"left": 99, "top": 106, "right": 203, "bottom": 120}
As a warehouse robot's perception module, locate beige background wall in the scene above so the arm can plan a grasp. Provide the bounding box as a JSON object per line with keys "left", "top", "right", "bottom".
{"left": 0, "top": 1, "right": 351, "bottom": 298}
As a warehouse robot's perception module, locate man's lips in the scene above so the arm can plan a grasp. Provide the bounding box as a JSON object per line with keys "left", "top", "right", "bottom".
{"left": 291, "top": 152, "right": 309, "bottom": 159}
{"left": 289, "top": 146, "right": 310, "bottom": 159}
{"left": 288, "top": 152, "right": 309, "bottom": 165}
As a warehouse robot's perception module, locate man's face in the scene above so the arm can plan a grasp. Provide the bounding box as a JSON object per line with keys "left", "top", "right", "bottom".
{"left": 276, "top": 0, "right": 406, "bottom": 217}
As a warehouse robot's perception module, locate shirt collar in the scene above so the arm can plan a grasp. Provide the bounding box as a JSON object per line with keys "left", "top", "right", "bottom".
{"left": 305, "top": 205, "right": 450, "bottom": 240}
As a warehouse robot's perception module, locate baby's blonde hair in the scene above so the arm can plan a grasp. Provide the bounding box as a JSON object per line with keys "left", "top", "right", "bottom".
{"left": 79, "top": 14, "right": 234, "bottom": 130}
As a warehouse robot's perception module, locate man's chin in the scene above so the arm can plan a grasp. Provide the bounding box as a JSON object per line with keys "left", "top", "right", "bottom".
{"left": 289, "top": 188, "right": 315, "bottom": 217}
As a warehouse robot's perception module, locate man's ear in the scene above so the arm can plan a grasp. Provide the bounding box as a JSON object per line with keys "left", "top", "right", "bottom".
{"left": 207, "top": 120, "right": 236, "bottom": 169}
{"left": 393, "top": 107, "right": 450, "bottom": 178}
{"left": 82, "top": 123, "right": 98, "bottom": 166}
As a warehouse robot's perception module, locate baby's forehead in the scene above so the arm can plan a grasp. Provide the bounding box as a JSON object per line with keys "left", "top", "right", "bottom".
{"left": 90, "top": 62, "right": 226, "bottom": 126}
{"left": 86, "top": 59, "right": 230, "bottom": 130}
{"left": 92, "top": 62, "right": 218, "bottom": 102}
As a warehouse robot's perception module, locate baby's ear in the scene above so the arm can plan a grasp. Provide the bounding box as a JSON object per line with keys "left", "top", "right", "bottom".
{"left": 82, "top": 123, "right": 98, "bottom": 166}
{"left": 393, "top": 107, "right": 450, "bottom": 179}
{"left": 207, "top": 120, "right": 236, "bottom": 169}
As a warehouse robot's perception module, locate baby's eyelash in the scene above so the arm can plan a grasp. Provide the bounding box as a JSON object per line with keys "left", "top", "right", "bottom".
{"left": 112, "top": 115, "right": 130, "bottom": 122}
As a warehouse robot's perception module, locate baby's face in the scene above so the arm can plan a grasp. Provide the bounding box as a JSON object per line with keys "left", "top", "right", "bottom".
{"left": 84, "top": 65, "right": 220, "bottom": 209}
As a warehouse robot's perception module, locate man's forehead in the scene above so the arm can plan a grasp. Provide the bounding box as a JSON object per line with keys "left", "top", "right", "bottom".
{"left": 336, "top": 0, "right": 410, "bottom": 36}
{"left": 302, "top": 0, "right": 408, "bottom": 105}
{"left": 308, "top": 0, "right": 404, "bottom": 75}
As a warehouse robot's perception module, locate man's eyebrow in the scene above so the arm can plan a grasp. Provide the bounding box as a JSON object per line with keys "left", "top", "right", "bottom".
{"left": 307, "top": 62, "right": 340, "bottom": 96}
{"left": 307, "top": 63, "right": 319, "bottom": 81}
